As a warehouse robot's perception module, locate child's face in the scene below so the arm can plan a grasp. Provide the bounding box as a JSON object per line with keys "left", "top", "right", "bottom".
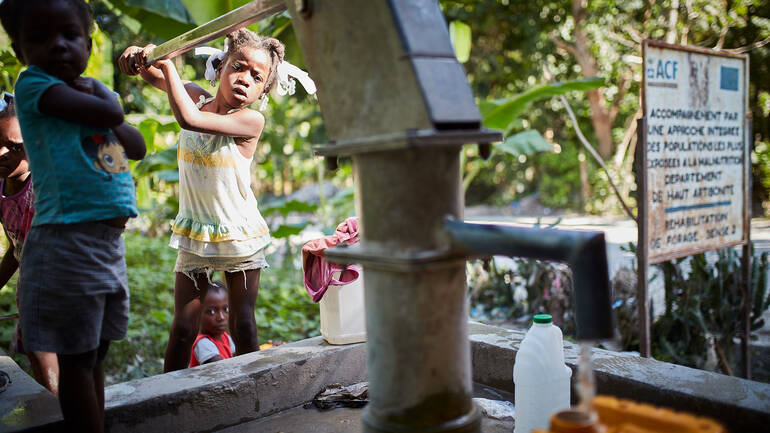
{"left": 0, "top": 117, "right": 28, "bottom": 180}
{"left": 217, "top": 47, "right": 271, "bottom": 109}
{"left": 94, "top": 141, "right": 129, "bottom": 174}
{"left": 15, "top": 1, "right": 91, "bottom": 82}
{"left": 201, "top": 289, "right": 229, "bottom": 336}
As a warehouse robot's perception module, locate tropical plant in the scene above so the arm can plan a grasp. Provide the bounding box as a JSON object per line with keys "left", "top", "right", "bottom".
{"left": 449, "top": 18, "right": 604, "bottom": 199}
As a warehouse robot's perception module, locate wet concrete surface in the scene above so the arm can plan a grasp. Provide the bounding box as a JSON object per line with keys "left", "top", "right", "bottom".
{"left": 217, "top": 383, "right": 515, "bottom": 433}
{"left": 0, "top": 350, "right": 60, "bottom": 433}
{"left": 217, "top": 405, "right": 514, "bottom": 433}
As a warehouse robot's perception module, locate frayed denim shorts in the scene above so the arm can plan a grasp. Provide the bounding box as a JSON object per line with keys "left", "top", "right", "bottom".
{"left": 174, "top": 248, "right": 269, "bottom": 290}
{"left": 19, "top": 222, "right": 129, "bottom": 355}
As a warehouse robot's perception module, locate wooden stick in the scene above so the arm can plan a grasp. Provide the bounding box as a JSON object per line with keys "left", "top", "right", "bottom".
{"left": 0, "top": 313, "right": 19, "bottom": 321}
{"left": 147, "top": 0, "right": 287, "bottom": 65}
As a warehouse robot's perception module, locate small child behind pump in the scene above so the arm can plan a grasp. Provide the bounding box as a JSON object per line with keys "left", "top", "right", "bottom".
{"left": 189, "top": 281, "right": 235, "bottom": 367}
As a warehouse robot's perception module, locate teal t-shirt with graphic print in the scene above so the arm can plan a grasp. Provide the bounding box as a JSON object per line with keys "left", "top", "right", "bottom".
{"left": 14, "top": 66, "right": 137, "bottom": 226}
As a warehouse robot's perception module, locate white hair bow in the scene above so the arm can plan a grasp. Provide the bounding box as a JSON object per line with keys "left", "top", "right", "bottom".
{"left": 194, "top": 41, "right": 316, "bottom": 96}
{"left": 276, "top": 61, "right": 316, "bottom": 96}
{"left": 195, "top": 39, "right": 229, "bottom": 86}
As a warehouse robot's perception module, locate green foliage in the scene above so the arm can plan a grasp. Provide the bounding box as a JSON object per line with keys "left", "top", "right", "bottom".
{"left": 443, "top": 0, "right": 770, "bottom": 214}
{"left": 181, "top": 0, "right": 263, "bottom": 28}
{"left": 463, "top": 77, "right": 601, "bottom": 201}
{"left": 108, "top": 0, "right": 196, "bottom": 39}
{"left": 0, "top": 49, "right": 22, "bottom": 94}
{"left": 467, "top": 256, "right": 575, "bottom": 335}
{"left": 104, "top": 232, "right": 320, "bottom": 382}
{"left": 534, "top": 142, "right": 585, "bottom": 209}
{"left": 482, "top": 78, "right": 604, "bottom": 133}
{"left": 0, "top": 233, "right": 18, "bottom": 362}
{"left": 651, "top": 246, "right": 770, "bottom": 375}
{"left": 754, "top": 140, "right": 770, "bottom": 215}
{"left": 498, "top": 130, "right": 554, "bottom": 157}
{"left": 104, "top": 232, "right": 177, "bottom": 382}
{"left": 261, "top": 199, "right": 319, "bottom": 217}
{"left": 84, "top": 25, "right": 114, "bottom": 88}
{"left": 751, "top": 251, "right": 770, "bottom": 331}
{"left": 256, "top": 263, "right": 320, "bottom": 344}
{"left": 449, "top": 21, "right": 471, "bottom": 63}
{"left": 468, "top": 240, "right": 770, "bottom": 376}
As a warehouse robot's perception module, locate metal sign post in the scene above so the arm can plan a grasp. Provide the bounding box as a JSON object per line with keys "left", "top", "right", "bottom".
{"left": 636, "top": 116, "right": 652, "bottom": 358}
{"left": 741, "top": 117, "right": 753, "bottom": 379}
{"left": 639, "top": 40, "right": 751, "bottom": 376}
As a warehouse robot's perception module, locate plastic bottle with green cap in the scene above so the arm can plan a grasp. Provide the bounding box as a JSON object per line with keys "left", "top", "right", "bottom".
{"left": 513, "top": 313, "right": 572, "bottom": 433}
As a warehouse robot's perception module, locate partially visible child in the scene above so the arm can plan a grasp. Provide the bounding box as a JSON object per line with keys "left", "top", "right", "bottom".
{"left": 0, "top": 1, "right": 146, "bottom": 431}
{"left": 119, "top": 28, "right": 284, "bottom": 371}
{"left": 0, "top": 93, "right": 58, "bottom": 394}
{"left": 189, "top": 281, "right": 235, "bottom": 367}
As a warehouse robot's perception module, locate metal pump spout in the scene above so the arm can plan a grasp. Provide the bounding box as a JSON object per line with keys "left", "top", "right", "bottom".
{"left": 444, "top": 219, "right": 614, "bottom": 341}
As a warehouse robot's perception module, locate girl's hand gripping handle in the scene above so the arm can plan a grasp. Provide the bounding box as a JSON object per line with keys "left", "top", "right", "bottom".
{"left": 118, "top": 45, "right": 154, "bottom": 76}
{"left": 119, "top": 45, "right": 175, "bottom": 92}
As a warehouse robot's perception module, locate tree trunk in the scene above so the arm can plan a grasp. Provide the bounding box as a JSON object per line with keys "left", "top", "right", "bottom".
{"left": 572, "top": 0, "right": 614, "bottom": 159}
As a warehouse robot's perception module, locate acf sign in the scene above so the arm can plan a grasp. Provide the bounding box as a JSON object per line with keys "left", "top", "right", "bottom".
{"left": 641, "top": 40, "right": 749, "bottom": 263}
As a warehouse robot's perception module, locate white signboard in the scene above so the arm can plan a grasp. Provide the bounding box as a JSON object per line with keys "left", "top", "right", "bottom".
{"left": 642, "top": 41, "right": 748, "bottom": 263}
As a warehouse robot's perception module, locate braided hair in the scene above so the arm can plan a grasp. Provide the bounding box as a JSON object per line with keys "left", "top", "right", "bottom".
{"left": 215, "top": 28, "right": 285, "bottom": 96}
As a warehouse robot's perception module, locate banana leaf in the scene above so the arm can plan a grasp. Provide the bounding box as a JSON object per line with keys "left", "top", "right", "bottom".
{"left": 483, "top": 77, "right": 604, "bottom": 131}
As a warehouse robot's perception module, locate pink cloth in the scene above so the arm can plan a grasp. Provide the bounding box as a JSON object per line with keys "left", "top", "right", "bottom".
{"left": 302, "top": 217, "right": 360, "bottom": 302}
{"left": 0, "top": 178, "right": 34, "bottom": 262}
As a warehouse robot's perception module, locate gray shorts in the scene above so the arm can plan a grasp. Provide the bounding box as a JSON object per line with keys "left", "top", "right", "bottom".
{"left": 19, "top": 222, "right": 129, "bottom": 355}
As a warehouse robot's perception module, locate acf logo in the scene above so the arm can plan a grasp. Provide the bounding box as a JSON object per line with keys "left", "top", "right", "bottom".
{"left": 646, "top": 58, "right": 679, "bottom": 80}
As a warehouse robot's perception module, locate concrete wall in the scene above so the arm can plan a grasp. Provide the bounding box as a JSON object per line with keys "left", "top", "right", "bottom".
{"left": 4, "top": 323, "right": 770, "bottom": 432}
{"left": 104, "top": 338, "right": 366, "bottom": 433}
{"left": 468, "top": 322, "right": 770, "bottom": 433}
{"left": 0, "top": 353, "right": 60, "bottom": 433}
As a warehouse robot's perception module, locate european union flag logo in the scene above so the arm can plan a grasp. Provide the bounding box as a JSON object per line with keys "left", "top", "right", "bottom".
{"left": 720, "top": 67, "right": 739, "bottom": 91}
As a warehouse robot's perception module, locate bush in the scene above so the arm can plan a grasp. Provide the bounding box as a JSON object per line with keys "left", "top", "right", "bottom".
{"left": 651, "top": 246, "right": 770, "bottom": 376}
{"left": 0, "top": 230, "right": 321, "bottom": 385}
{"left": 104, "top": 232, "right": 320, "bottom": 383}
{"left": 467, "top": 257, "right": 574, "bottom": 335}
{"left": 103, "top": 232, "right": 177, "bottom": 383}
{"left": 467, "top": 240, "right": 770, "bottom": 379}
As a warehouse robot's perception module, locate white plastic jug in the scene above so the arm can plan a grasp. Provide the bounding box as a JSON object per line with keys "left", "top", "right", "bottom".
{"left": 319, "top": 270, "right": 366, "bottom": 345}
{"left": 513, "top": 314, "right": 572, "bottom": 433}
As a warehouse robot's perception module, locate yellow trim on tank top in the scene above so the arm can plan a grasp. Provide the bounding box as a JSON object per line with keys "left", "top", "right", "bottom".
{"left": 171, "top": 224, "right": 270, "bottom": 242}
{"left": 178, "top": 147, "right": 238, "bottom": 168}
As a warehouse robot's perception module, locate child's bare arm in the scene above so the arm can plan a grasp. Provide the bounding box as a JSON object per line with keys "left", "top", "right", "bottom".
{"left": 0, "top": 235, "right": 18, "bottom": 290}
{"left": 112, "top": 122, "right": 146, "bottom": 160}
{"left": 38, "top": 77, "right": 124, "bottom": 128}
{"left": 202, "top": 355, "right": 223, "bottom": 365}
{"left": 118, "top": 45, "right": 207, "bottom": 100}
{"left": 118, "top": 45, "right": 166, "bottom": 90}
{"left": 156, "top": 60, "right": 265, "bottom": 140}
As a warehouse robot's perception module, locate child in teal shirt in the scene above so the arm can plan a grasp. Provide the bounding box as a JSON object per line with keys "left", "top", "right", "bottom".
{"left": 0, "top": 0, "right": 145, "bottom": 431}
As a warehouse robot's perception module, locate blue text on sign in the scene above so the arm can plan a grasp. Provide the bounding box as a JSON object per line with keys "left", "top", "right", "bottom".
{"left": 647, "top": 60, "right": 678, "bottom": 80}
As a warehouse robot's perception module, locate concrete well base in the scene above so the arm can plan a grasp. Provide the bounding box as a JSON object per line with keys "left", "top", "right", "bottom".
{"left": 3, "top": 323, "right": 770, "bottom": 433}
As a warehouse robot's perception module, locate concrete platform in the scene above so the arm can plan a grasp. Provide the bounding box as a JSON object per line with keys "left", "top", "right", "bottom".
{"left": 4, "top": 322, "right": 770, "bottom": 432}
{"left": 219, "top": 385, "right": 515, "bottom": 433}
{"left": 0, "top": 353, "right": 59, "bottom": 433}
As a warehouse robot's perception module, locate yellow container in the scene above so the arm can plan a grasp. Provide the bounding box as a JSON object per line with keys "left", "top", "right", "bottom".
{"left": 534, "top": 395, "right": 727, "bottom": 433}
